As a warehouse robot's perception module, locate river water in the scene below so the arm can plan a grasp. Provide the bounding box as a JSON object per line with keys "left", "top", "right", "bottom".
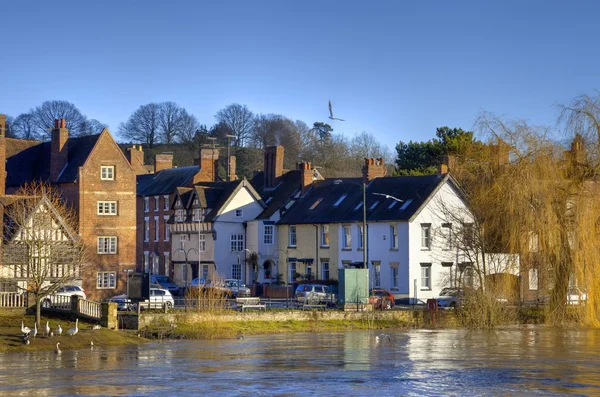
{"left": 0, "top": 327, "right": 599, "bottom": 396}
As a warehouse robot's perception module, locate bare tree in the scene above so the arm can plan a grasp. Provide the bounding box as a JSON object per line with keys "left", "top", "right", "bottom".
{"left": 80, "top": 119, "right": 108, "bottom": 136}
{"left": 215, "top": 103, "right": 254, "bottom": 147}
{"left": 3, "top": 115, "right": 16, "bottom": 138}
{"left": 31, "top": 100, "right": 89, "bottom": 138}
{"left": 11, "top": 113, "right": 38, "bottom": 140}
{"left": 350, "top": 131, "right": 393, "bottom": 162}
{"left": 1, "top": 182, "right": 88, "bottom": 327}
{"left": 119, "top": 103, "right": 161, "bottom": 148}
{"left": 251, "top": 114, "right": 278, "bottom": 149}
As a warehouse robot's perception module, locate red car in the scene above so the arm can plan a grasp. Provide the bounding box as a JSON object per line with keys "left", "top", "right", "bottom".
{"left": 369, "top": 288, "right": 395, "bottom": 310}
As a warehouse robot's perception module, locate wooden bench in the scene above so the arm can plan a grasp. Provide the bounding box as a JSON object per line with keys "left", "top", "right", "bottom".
{"left": 236, "top": 297, "right": 266, "bottom": 311}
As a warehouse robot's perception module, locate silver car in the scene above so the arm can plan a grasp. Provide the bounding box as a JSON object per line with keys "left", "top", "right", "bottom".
{"left": 294, "top": 284, "right": 336, "bottom": 305}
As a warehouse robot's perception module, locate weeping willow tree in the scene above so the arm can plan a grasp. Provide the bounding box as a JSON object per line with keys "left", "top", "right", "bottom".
{"left": 449, "top": 99, "right": 600, "bottom": 326}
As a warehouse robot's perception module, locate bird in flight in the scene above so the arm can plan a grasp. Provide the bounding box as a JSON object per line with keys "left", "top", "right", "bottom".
{"left": 328, "top": 100, "right": 345, "bottom": 121}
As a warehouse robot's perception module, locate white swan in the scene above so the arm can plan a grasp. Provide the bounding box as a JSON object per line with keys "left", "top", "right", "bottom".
{"left": 29, "top": 322, "right": 37, "bottom": 338}
{"left": 45, "top": 321, "right": 50, "bottom": 337}
{"left": 67, "top": 319, "right": 78, "bottom": 336}
{"left": 57, "top": 324, "right": 63, "bottom": 336}
{"left": 54, "top": 342, "right": 61, "bottom": 354}
{"left": 90, "top": 341, "right": 94, "bottom": 350}
{"left": 21, "top": 321, "right": 31, "bottom": 335}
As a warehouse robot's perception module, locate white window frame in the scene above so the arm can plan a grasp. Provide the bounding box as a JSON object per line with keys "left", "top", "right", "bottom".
{"left": 163, "top": 195, "right": 170, "bottom": 211}
{"left": 100, "top": 165, "right": 114, "bottom": 181}
{"left": 421, "top": 223, "right": 431, "bottom": 249}
{"left": 235, "top": 209, "right": 243, "bottom": 218}
{"left": 321, "top": 224, "right": 330, "bottom": 247}
{"left": 529, "top": 268, "right": 539, "bottom": 291}
{"left": 390, "top": 224, "right": 398, "bottom": 249}
{"left": 193, "top": 208, "right": 202, "bottom": 221}
{"left": 230, "top": 234, "right": 244, "bottom": 252}
{"left": 442, "top": 223, "right": 452, "bottom": 250}
{"left": 358, "top": 225, "right": 364, "bottom": 249}
{"left": 199, "top": 234, "right": 206, "bottom": 251}
{"left": 322, "top": 262, "right": 330, "bottom": 280}
{"left": 420, "top": 263, "right": 432, "bottom": 290}
{"left": 154, "top": 196, "right": 159, "bottom": 212}
{"left": 97, "top": 236, "right": 117, "bottom": 254}
{"left": 264, "top": 225, "right": 274, "bottom": 245}
{"left": 152, "top": 254, "right": 159, "bottom": 275}
{"left": 232, "top": 263, "right": 241, "bottom": 280}
{"left": 202, "top": 264, "right": 209, "bottom": 280}
{"left": 164, "top": 216, "right": 170, "bottom": 241}
{"left": 144, "top": 197, "right": 149, "bottom": 213}
{"left": 97, "top": 201, "right": 117, "bottom": 216}
{"left": 143, "top": 251, "right": 149, "bottom": 273}
{"left": 374, "top": 263, "right": 381, "bottom": 287}
{"left": 154, "top": 219, "right": 162, "bottom": 243}
{"left": 342, "top": 225, "right": 351, "bottom": 249}
{"left": 391, "top": 264, "right": 399, "bottom": 288}
{"left": 163, "top": 252, "right": 170, "bottom": 276}
{"left": 144, "top": 217, "right": 149, "bottom": 242}
{"left": 175, "top": 209, "right": 185, "bottom": 223}
{"left": 97, "top": 271, "right": 116, "bottom": 289}
{"left": 289, "top": 262, "right": 297, "bottom": 283}
{"left": 289, "top": 225, "right": 297, "bottom": 247}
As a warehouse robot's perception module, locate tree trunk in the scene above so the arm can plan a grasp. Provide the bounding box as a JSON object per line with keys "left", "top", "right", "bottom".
{"left": 35, "top": 294, "right": 41, "bottom": 329}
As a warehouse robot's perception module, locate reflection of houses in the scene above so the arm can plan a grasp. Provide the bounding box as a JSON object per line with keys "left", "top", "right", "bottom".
{"left": 169, "top": 180, "right": 265, "bottom": 286}
{"left": 1, "top": 195, "right": 82, "bottom": 292}
{"left": 277, "top": 157, "right": 484, "bottom": 301}
{"left": 0, "top": 115, "right": 136, "bottom": 300}
{"left": 247, "top": 146, "right": 323, "bottom": 284}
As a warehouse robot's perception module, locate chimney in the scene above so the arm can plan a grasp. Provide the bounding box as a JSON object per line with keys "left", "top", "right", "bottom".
{"left": 297, "top": 162, "right": 313, "bottom": 195}
{"left": 193, "top": 148, "right": 219, "bottom": 183}
{"left": 570, "top": 134, "right": 586, "bottom": 166}
{"left": 228, "top": 155, "right": 237, "bottom": 181}
{"left": 0, "top": 115, "right": 6, "bottom": 195}
{"left": 50, "top": 119, "right": 69, "bottom": 182}
{"left": 127, "top": 145, "right": 148, "bottom": 174}
{"left": 264, "top": 145, "right": 284, "bottom": 188}
{"left": 361, "top": 158, "right": 386, "bottom": 183}
{"left": 438, "top": 155, "right": 456, "bottom": 175}
{"left": 154, "top": 153, "right": 173, "bottom": 173}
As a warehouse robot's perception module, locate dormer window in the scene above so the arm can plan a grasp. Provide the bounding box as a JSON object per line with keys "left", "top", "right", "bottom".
{"left": 193, "top": 208, "right": 202, "bottom": 221}
{"left": 388, "top": 201, "right": 398, "bottom": 209}
{"left": 194, "top": 197, "right": 199, "bottom": 206}
{"left": 354, "top": 202, "right": 363, "bottom": 211}
{"left": 176, "top": 198, "right": 182, "bottom": 207}
{"left": 369, "top": 201, "right": 380, "bottom": 210}
{"left": 399, "top": 199, "right": 413, "bottom": 210}
{"left": 310, "top": 198, "right": 323, "bottom": 210}
{"left": 175, "top": 209, "right": 185, "bottom": 223}
{"left": 333, "top": 194, "right": 347, "bottom": 207}
{"left": 100, "top": 166, "right": 114, "bottom": 180}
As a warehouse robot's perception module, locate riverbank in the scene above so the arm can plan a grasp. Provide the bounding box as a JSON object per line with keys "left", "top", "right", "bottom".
{"left": 0, "top": 310, "right": 144, "bottom": 353}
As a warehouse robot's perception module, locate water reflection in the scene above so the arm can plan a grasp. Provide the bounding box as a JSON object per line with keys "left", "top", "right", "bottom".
{"left": 1, "top": 328, "right": 600, "bottom": 396}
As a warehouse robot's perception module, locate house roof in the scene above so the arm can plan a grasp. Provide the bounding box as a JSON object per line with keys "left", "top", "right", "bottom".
{"left": 5, "top": 134, "right": 102, "bottom": 186}
{"left": 137, "top": 166, "right": 200, "bottom": 196}
{"left": 277, "top": 174, "right": 449, "bottom": 225}
{"left": 250, "top": 170, "right": 303, "bottom": 219}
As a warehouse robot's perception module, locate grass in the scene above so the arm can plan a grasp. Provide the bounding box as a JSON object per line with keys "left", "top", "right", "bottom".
{"left": 0, "top": 311, "right": 145, "bottom": 353}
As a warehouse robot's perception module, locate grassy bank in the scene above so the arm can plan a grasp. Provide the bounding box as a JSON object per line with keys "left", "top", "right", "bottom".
{"left": 0, "top": 310, "right": 144, "bottom": 353}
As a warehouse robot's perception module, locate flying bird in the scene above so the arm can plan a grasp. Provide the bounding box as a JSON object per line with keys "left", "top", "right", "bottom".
{"left": 328, "top": 100, "right": 345, "bottom": 121}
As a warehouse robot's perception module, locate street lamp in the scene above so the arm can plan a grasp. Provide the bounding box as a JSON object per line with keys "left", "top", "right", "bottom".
{"left": 174, "top": 246, "right": 199, "bottom": 287}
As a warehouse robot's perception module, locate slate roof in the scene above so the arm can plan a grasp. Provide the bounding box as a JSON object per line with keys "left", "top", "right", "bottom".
{"left": 136, "top": 166, "right": 200, "bottom": 196}
{"left": 277, "top": 174, "right": 449, "bottom": 225}
{"left": 250, "top": 170, "right": 302, "bottom": 219}
{"left": 5, "top": 135, "right": 101, "bottom": 186}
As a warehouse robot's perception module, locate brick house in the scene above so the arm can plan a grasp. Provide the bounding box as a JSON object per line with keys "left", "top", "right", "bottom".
{"left": 0, "top": 115, "right": 137, "bottom": 300}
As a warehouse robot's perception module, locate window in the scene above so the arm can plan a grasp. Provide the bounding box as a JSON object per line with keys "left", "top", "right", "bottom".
{"left": 342, "top": 225, "right": 351, "bottom": 248}
{"left": 369, "top": 201, "right": 380, "bottom": 210}
{"left": 152, "top": 255, "right": 159, "bottom": 275}
{"left": 321, "top": 225, "right": 330, "bottom": 247}
{"left": 442, "top": 223, "right": 452, "bottom": 250}
{"left": 421, "top": 264, "right": 432, "bottom": 290}
{"left": 391, "top": 264, "right": 398, "bottom": 288}
{"left": 289, "top": 225, "right": 297, "bottom": 247}
{"left": 399, "top": 199, "right": 413, "bottom": 210}
{"left": 164, "top": 216, "right": 170, "bottom": 241}
{"left": 154, "top": 216, "right": 159, "bottom": 242}
{"left": 97, "top": 271, "right": 116, "bottom": 289}
{"left": 264, "top": 225, "right": 274, "bottom": 245}
{"left": 310, "top": 198, "right": 323, "bottom": 210}
{"left": 199, "top": 234, "right": 206, "bottom": 251}
{"left": 100, "top": 166, "right": 114, "bottom": 181}
{"left": 144, "top": 197, "right": 149, "bottom": 213}
{"left": 322, "top": 262, "right": 330, "bottom": 280}
{"left": 421, "top": 224, "right": 431, "bottom": 249}
{"left": 463, "top": 264, "right": 474, "bottom": 288}
{"left": 235, "top": 209, "right": 243, "bottom": 218}
{"left": 144, "top": 217, "right": 149, "bottom": 242}
{"left": 97, "top": 201, "right": 117, "bottom": 215}
{"left": 390, "top": 225, "right": 398, "bottom": 249}
{"left": 202, "top": 264, "right": 209, "bottom": 280}
{"left": 388, "top": 201, "right": 398, "bottom": 209}
{"left": 289, "top": 262, "right": 297, "bottom": 283}
{"left": 529, "top": 268, "right": 539, "bottom": 290}
{"left": 97, "top": 236, "right": 117, "bottom": 254}
{"left": 333, "top": 194, "right": 347, "bottom": 207}
{"left": 374, "top": 263, "right": 381, "bottom": 287}
{"left": 175, "top": 209, "right": 185, "bottom": 222}
{"left": 164, "top": 195, "right": 170, "bottom": 211}
{"left": 230, "top": 234, "right": 244, "bottom": 252}
{"left": 354, "top": 202, "right": 363, "bottom": 211}
{"left": 442, "top": 262, "right": 454, "bottom": 287}
{"left": 193, "top": 208, "right": 202, "bottom": 221}
{"left": 232, "top": 263, "right": 241, "bottom": 280}
{"left": 163, "top": 252, "right": 170, "bottom": 276}
{"left": 358, "top": 225, "right": 364, "bottom": 249}
{"left": 464, "top": 223, "right": 474, "bottom": 248}
{"left": 144, "top": 251, "right": 149, "bottom": 273}
{"left": 306, "top": 263, "right": 312, "bottom": 278}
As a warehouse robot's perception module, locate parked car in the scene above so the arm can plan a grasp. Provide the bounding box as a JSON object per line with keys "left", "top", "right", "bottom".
{"left": 223, "top": 279, "right": 250, "bottom": 297}
{"left": 41, "top": 285, "right": 87, "bottom": 308}
{"left": 435, "top": 287, "right": 463, "bottom": 308}
{"left": 294, "top": 284, "right": 336, "bottom": 305}
{"left": 186, "top": 278, "right": 250, "bottom": 298}
{"left": 150, "top": 275, "right": 180, "bottom": 296}
{"left": 144, "top": 288, "right": 175, "bottom": 309}
{"left": 106, "top": 294, "right": 135, "bottom": 311}
{"left": 369, "top": 288, "right": 395, "bottom": 310}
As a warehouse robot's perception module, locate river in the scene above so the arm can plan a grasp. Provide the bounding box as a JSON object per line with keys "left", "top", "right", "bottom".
{"left": 0, "top": 327, "right": 599, "bottom": 396}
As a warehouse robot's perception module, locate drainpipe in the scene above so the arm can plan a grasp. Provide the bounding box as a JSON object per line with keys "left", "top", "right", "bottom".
{"left": 313, "top": 224, "right": 319, "bottom": 280}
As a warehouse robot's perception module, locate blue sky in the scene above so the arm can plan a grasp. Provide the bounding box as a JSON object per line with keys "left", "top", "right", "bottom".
{"left": 1, "top": 1, "right": 598, "bottom": 150}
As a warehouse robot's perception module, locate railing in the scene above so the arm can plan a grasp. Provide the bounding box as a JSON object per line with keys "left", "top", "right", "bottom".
{"left": 48, "top": 295, "right": 72, "bottom": 311}
{"left": 0, "top": 292, "right": 27, "bottom": 308}
{"left": 79, "top": 298, "right": 102, "bottom": 319}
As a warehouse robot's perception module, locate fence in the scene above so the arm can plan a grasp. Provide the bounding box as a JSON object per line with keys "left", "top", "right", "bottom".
{"left": 79, "top": 298, "right": 102, "bottom": 319}
{"left": 0, "top": 292, "right": 27, "bottom": 308}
